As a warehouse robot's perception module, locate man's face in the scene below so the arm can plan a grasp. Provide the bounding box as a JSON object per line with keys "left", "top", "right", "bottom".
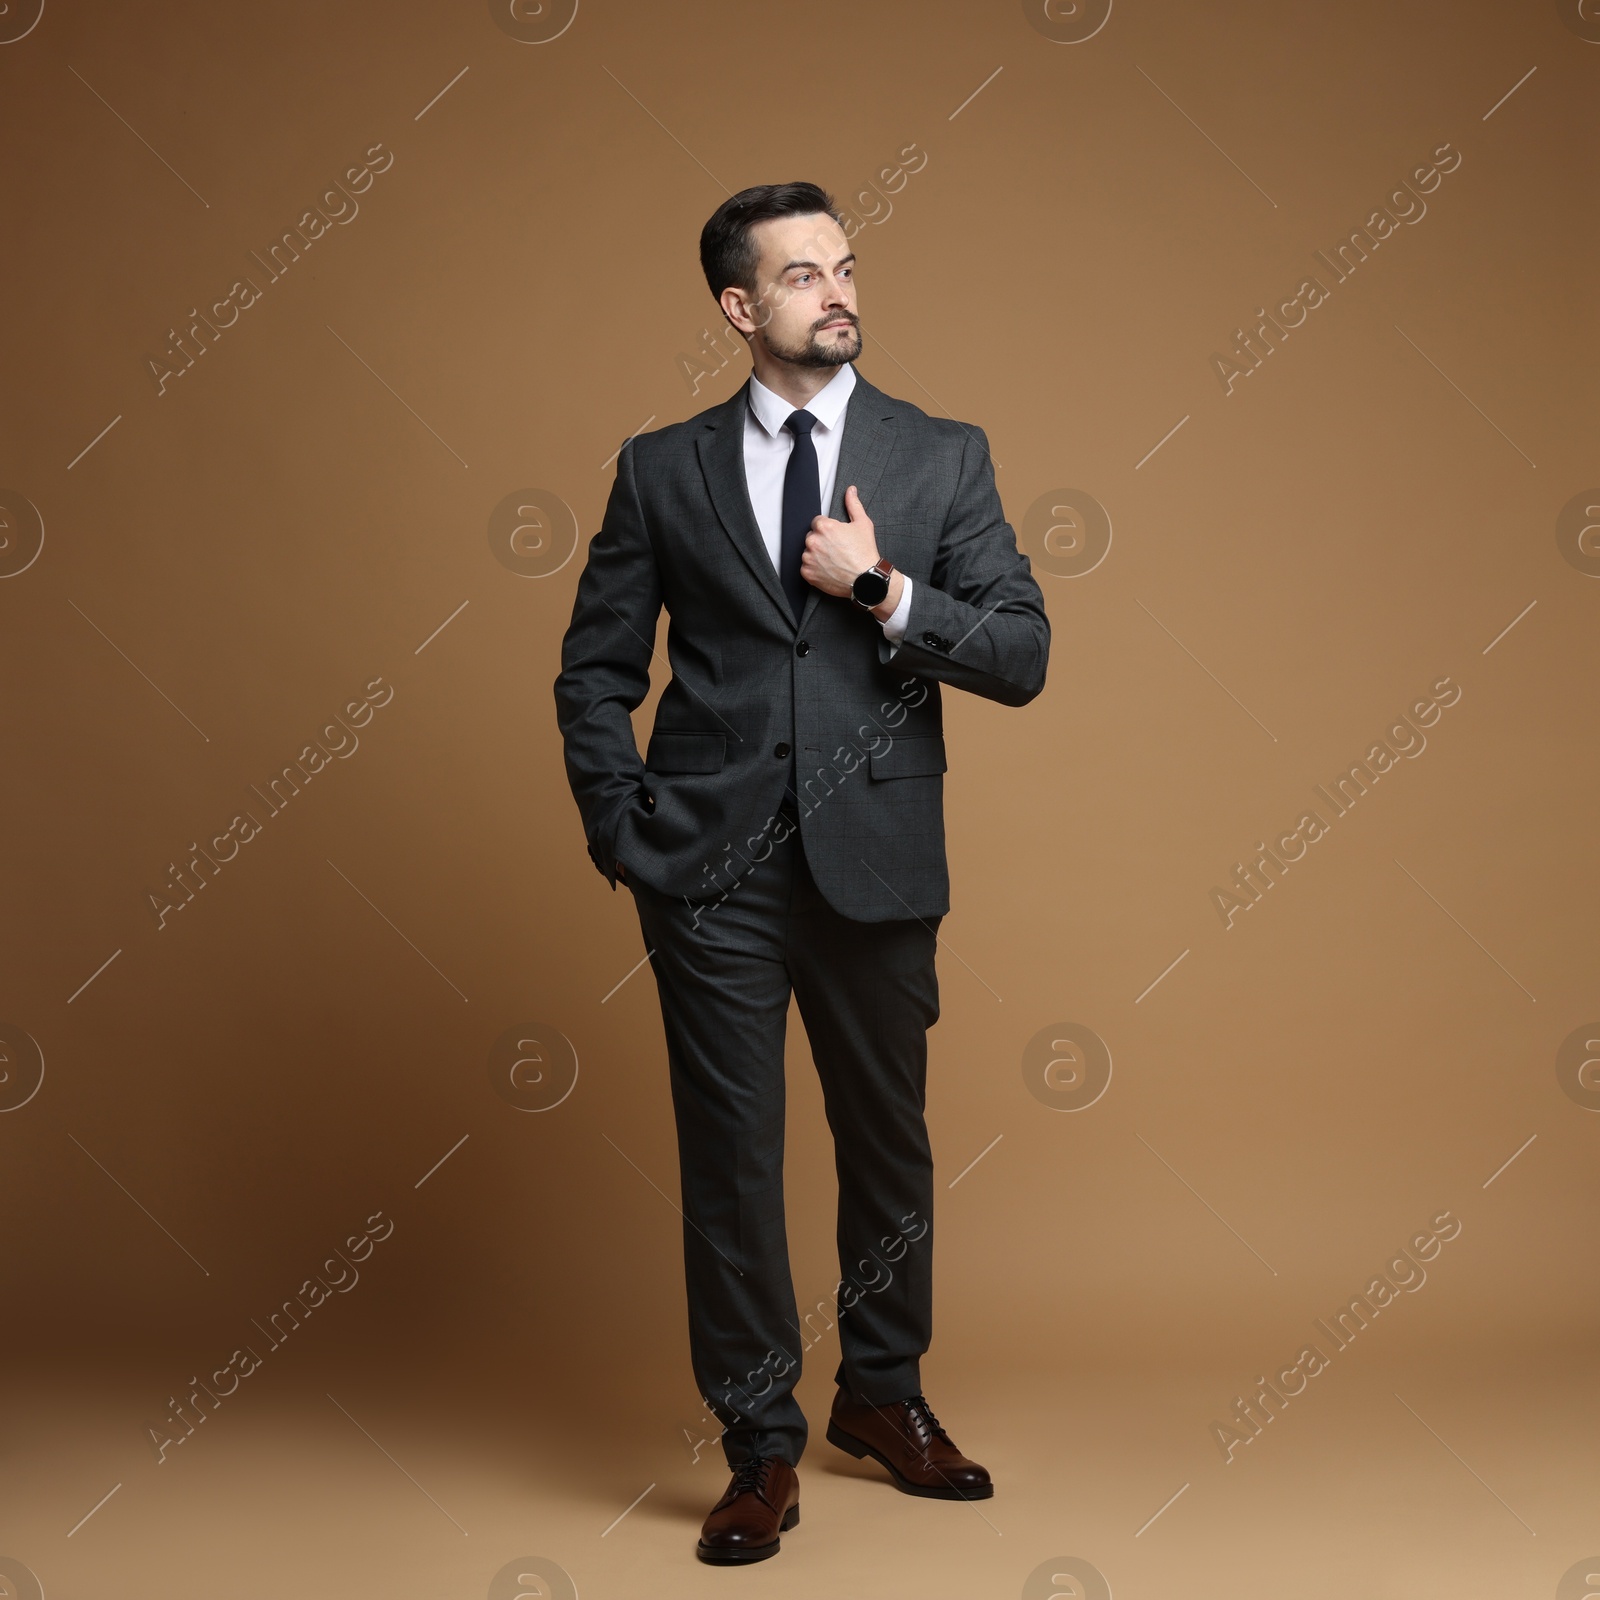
{"left": 727, "top": 212, "right": 861, "bottom": 368}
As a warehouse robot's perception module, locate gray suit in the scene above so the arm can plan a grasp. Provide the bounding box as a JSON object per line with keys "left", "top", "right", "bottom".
{"left": 554, "top": 365, "right": 1048, "bottom": 1467}
{"left": 553, "top": 366, "right": 1049, "bottom": 921}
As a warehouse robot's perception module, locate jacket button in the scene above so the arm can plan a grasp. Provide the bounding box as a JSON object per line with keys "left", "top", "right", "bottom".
{"left": 795, "top": 639, "right": 810, "bottom": 656}
{"left": 774, "top": 743, "right": 791, "bottom": 759}
{"left": 921, "top": 631, "right": 942, "bottom": 649}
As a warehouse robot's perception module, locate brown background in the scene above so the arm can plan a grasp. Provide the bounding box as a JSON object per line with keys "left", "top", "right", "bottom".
{"left": 3, "top": 1, "right": 1596, "bottom": 1596}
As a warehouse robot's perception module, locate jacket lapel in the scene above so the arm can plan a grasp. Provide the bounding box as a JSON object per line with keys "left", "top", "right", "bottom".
{"left": 800, "top": 369, "right": 898, "bottom": 631}
{"left": 696, "top": 378, "right": 793, "bottom": 626}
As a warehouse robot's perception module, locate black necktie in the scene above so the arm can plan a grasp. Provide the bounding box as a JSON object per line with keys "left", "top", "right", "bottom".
{"left": 779, "top": 410, "right": 820, "bottom": 624}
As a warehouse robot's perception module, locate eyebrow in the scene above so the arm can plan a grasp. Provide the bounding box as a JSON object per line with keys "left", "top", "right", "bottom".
{"left": 780, "top": 252, "right": 856, "bottom": 274}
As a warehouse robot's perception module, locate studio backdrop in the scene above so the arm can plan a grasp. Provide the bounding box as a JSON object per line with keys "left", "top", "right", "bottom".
{"left": 3, "top": 2, "right": 1595, "bottom": 1597}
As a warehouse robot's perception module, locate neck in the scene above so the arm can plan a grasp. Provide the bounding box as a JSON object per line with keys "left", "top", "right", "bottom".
{"left": 747, "top": 352, "right": 850, "bottom": 410}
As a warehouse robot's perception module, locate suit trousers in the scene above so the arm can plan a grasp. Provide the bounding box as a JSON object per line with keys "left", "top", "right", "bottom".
{"left": 623, "top": 808, "right": 942, "bottom": 1468}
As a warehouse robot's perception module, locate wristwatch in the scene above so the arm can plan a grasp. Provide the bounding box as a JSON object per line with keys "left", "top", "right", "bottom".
{"left": 850, "top": 555, "right": 895, "bottom": 609}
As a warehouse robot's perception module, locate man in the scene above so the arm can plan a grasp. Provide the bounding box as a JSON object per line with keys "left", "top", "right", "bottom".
{"left": 554, "top": 181, "right": 1048, "bottom": 1564}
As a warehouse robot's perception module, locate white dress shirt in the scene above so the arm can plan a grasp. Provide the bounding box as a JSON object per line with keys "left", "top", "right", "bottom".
{"left": 742, "top": 362, "right": 913, "bottom": 647}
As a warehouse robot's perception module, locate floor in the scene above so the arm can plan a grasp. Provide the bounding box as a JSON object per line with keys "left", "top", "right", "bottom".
{"left": 8, "top": 1344, "right": 1592, "bottom": 1598}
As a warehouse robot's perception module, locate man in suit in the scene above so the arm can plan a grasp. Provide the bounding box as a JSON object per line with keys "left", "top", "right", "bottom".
{"left": 554, "top": 181, "right": 1048, "bottom": 1563}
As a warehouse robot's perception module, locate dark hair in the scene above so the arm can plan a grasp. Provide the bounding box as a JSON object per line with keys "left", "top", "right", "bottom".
{"left": 699, "top": 182, "right": 844, "bottom": 305}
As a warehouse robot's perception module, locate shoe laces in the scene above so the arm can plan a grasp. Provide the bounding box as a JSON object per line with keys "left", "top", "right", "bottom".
{"left": 901, "top": 1393, "right": 952, "bottom": 1443}
{"left": 729, "top": 1454, "right": 774, "bottom": 1498}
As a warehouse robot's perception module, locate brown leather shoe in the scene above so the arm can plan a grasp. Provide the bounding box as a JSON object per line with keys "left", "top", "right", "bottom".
{"left": 826, "top": 1389, "right": 994, "bottom": 1499}
{"left": 695, "top": 1454, "right": 800, "bottom": 1564}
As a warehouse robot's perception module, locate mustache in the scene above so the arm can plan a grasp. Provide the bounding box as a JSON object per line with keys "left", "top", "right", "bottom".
{"left": 814, "top": 313, "right": 859, "bottom": 331}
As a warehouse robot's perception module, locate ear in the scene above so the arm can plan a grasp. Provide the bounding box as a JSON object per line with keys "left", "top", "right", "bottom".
{"left": 719, "top": 286, "right": 757, "bottom": 336}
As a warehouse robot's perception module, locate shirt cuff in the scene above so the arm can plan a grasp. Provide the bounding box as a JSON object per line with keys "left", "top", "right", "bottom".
{"left": 879, "top": 574, "right": 913, "bottom": 651}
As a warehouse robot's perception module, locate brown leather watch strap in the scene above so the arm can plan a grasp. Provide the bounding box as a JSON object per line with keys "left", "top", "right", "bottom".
{"left": 853, "top": 554, "right": 896, "bottom": 609}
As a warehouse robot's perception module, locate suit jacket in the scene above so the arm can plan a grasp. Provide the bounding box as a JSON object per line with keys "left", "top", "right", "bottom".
{"left": 553, "top": 366, "right": 1049, "bottom": 922}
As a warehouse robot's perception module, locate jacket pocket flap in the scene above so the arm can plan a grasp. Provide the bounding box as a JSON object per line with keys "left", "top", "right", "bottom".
{"left": 645, "top": 731, "right": 726, "bottom": 774}
{"left": 869, "top": 733, "right": 947, "bottom": 779}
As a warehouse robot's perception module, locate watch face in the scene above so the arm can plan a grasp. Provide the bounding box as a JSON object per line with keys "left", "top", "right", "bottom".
{"left": 853, "top": 568, "right": 891, "bottom": 606}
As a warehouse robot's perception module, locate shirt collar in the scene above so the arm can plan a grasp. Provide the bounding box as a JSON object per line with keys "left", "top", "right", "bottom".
{"left": 746, "top": 361, "right": 857, "bottom": 439}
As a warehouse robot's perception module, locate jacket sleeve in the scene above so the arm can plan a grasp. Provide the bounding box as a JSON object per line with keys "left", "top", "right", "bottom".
{"left": 553, "top": 436, "right": 660, "bottom": 886}
{"left": 878, "top": 423, "right": 1050, "bottom": 706}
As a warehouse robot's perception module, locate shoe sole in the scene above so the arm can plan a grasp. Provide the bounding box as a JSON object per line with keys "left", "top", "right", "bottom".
{"left": 695, "top": 1502, "right": 799, "bottom": 1564}
{"left": 825, "top": 1420, "right": 995, "bottom": 1500}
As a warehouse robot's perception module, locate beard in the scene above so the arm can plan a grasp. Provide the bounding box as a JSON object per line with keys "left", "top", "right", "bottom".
{"left": 764, "top": 315, "right": 862, "bottom": 369}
